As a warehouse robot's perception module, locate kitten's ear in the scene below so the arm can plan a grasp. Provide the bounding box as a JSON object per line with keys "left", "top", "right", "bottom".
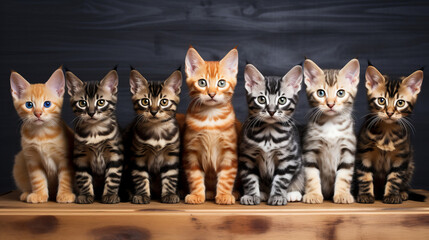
{"left": 185, "top": 47, "right": 205, "bottom": 76}
{"left": 303, "top": 59, "right": 324, "bottom": 87}
{"left": 402, "top": 70, "right": 423, "bottom": 96}
{"left": 10, "top": 71, "right": 30, "bottom": 99}
{"left": 244, "top": 64, "right": 264, "bottom": 93}
{"left": 339, "top": 58, "right": 360, "bottom": 87}
{"left": 365, "top": 65, "right": 385, "bottom": 93}
{"left": 164, "top": 70, "right": 182, "bottom": 95}
{"left": 100, "top": 70, "right": 119, "bottom": 95}
{"left": 65, "top": 71, "right": 84, "bottom": 96}
{"left": 220, "top": 48, "right": 239, "bottom": 76}
{"left": 282, "top": 65, "right": 303, "bottom": 94}
{"left": 129, "top": 69, "right": 148, "bottom": 94}
{"left": 45, "top": 67, "right": 65, "bottom": 97}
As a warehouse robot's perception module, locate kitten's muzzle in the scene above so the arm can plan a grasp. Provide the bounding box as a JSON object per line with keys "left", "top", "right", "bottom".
{"left": 150, "top": 110, "right": 158, "bottom": 116}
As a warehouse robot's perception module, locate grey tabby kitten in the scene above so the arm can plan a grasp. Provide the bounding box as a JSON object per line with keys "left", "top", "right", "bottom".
{"left": 66, "top": 68, "right": 124, "bottom": 204}
{"left": 239, "top": 64, "right": 305, "bottom": 206}
{"left": 302, "top": 59, "right": 359, "bottom": 204}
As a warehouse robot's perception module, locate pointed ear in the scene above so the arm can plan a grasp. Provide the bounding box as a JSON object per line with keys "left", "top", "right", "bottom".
{"left": 339, "top": 58, "right": 360, "bottom": 87}
{"left": 303, "top": 59, "right": 324, "bottom": 87}
{"left": 244, "top": 64, "right": 264, "bottom": 93}
{"left": 10, "top": 71, "right": 30, "bottom": 99}
{"left": 402, "top": 70, "right": 423, "bottom": 96}
{"left": 219, "top": 48, "right": 238, "bottom": 76}
{"left": 100, "top": 70, "right": 118, "bottom": 95}
{"left": 45, "top": 67, "right": 65, "bottom": 97}
{"left": 365, "top": 65, "right": 385, "bottom": 93}
{"left": 129, "top": 69, "right": 148, "bottom": 94}
{"left": 282, "top": 65, "right": 303, "bottom": 94}
{"left": 164, "top": 70, "right": 182, "bottom": 95}
{"left": 65, "top": 71, "right": 84, "bottom": 96}
{"left": 185, "top": 47, "right": 205, "bottom": 76}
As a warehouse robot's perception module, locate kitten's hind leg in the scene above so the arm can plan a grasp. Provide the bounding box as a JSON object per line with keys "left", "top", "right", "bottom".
{"left": 13, "top": 151, "right": 31, "bottom": 202}
{"left": 287, "top": 167, "right": 304, "bottom": 202}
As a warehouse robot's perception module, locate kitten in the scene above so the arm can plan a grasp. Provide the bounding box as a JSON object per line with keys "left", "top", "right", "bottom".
{"left": 302, "top": 59, "right": 360, "bottom": 204}
{"left": 239, "top": 64, "right": 305, "bottom": 205}
{"left": 355, "top": 63, "right": 424, "bottom": 204}
{"left": 125, "top": 68, "right": 182, "bottom": 204}
{"left": 66, "top": 68, "right": 124, "bottom": 204}
{"left": 11, "top": 68, "right": 75, "bottom": 203}
{"left": 183, "top": 47, "right": 239, "bottom": 205}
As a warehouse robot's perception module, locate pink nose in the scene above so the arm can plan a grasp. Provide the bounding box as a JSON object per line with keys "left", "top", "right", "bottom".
{"left": 208, "top": 92, "right": 216, "bottom": 98}
{"left": 327, "top": 103, "right": 335, "bottom": 109}
{"left": 387, "top": 112, "right": 394, "bottom": 117}
{"left": 34, "top": 112, "right": 42, "bottom": 118}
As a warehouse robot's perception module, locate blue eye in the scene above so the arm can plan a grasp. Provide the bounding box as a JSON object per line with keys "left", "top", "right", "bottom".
{"left": 44, "top": 101, "right": 51, "bottom": 108}
{"left": 25, "top": 102, "right": 33, "bottom": 109}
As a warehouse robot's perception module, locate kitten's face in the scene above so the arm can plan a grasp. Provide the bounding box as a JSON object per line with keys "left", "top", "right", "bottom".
{"left": 10, "top": 68, "right": 65, "bottom": 126}
{"left": 365, "top": 65, "right": 423, "bottom": 123}
{"left": 66, "top": 70, "right": 118, "bottom": 123}
{"left": 129, "top": 69, "right": 182, "bottom": 123}
{"left": 244, "top": 64, "right": 303, "bottom": 123}
{"left": 185, "top": 47, "right": 238, "bottom": 106}
{"left": 304, "top": 59, "right": 360, "bottom": 116}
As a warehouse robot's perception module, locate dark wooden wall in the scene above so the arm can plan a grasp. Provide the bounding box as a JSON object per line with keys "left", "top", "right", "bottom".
{"left": 1, "top": 0, "right": 428, "bottom": 193}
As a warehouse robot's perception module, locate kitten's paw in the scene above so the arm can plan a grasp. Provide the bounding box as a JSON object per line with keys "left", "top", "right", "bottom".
{"left": 205, "top": 191, "right": 215, "bottom": 200}
{"left": 131, "top": 194, "right": 150, "bottom": 204}
{"left": 287, "top": 191, "right": 302, "bottom": 202}
{"left": 56, "top": 192, "right": 76, "bottom": 203}
{"left": 357, "top": 193, "right": 375, "bottom": 204}
{"left": 215, "top": 194, "right": 235, "bottom": 205}
{"left": 20, "top": 192, "right": 30, "bottom": 202}
{"left": 240, "top": 195, "right": 260, "bottom": 205}
{"left": 185, "top": 194, "right": 205, "bottom": 204}
{"left": 76, "top": 194, "right": 94, "bottom": 204}
{"left": 383, "top": 194, "right": 402, "bottom": 204}
{"left": 26, "top": 193, "right": 48, "bottom": 203}
{"left": 161, "top": 194, "right": 180, "bottom": 204}
{"left": 333, "top": 192, "right": 354, "bottom": 204}
{"left": 303, "top": 193, "right": 323, "bottom": 204}
{"left": 267, "top": 195, "right": 287, "bottom": 206}
{"left": 102, "top": 193, "right": 120, "bottom": 204}
{"left": 400, "top": 191, "right": 409, "bottom": 201}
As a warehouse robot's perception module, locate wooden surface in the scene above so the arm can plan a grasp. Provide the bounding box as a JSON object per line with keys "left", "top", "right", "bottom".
{"left": 1, "top": 190, "right": 429, "bottom": 240}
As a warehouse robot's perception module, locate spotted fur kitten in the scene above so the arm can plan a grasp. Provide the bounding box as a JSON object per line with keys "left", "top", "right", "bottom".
{"left": 66, "top": 68, "right": 124, "bottom": 204}
{"left": 239, "top": 64, "right": 304, "bottom": 206}
{"left": 302, "top": 59, "right": 360, "bottom": 204}
{"left": 125, "top": 68, "right": 182, "bottom": 204}
{"left": 355, "top": 63, "right": 424, "bottom": 204}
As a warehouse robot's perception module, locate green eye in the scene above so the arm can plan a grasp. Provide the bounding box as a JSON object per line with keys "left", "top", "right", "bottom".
{"left": 278, "top": 97, "right": 287, "bottom": 105}
{"left": 377, "top": 97, "right": 386, "bottom": 105}
{"left": 257, "top": 96, "right": 266, "bottom": 104}
{"left": 77, "top": 100, "right": 87, "bottom": 108}
{"left": 140, "top": 98, "right": 150, "bottom": 106}
{"left": 160, "top": 99, "right": 169, "bottom": 106}
{"left": 198, "top": 79, "right": 207, "bottom": 87}
{"left": 218, "top": 80, "right": 226, "bottom": 88}
{"left": 396, "top": 99, "right": 405, "bottom": 107}
{"left": 97, "top": 99, "right": 106, "bottom": 107}
{"left": 337, "top": 90, "right": 345, "bottom": 98}
{"left": 317, "top": 89, "right": 325, "bottom": 97}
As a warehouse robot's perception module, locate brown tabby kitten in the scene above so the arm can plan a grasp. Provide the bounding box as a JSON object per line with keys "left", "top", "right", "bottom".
{"left": 355, "top": 63, "right": 424, "bottom": 204}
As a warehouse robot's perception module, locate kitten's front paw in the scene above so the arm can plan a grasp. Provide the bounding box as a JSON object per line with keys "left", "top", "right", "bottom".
{"left": 400, "top": 191, "right": 409, "bottom": 201}
{"left": 132, "top": 194, "right": 150, "bottom": 204}
{"left": 56, "top": 192, "right": 76, "bottom": 203}
{"left": 287, "top": 191, "right": 302, "bottom": 202}
{"left": 383, "top": 194, "right": 402, "bottom": 204}
{"left": 76, "top": 194, "right": 94, "bottom": 204}
{"left": 26, "top": 193, "right": 48, "bottom": 203}
{"left": 357, "top": 193, "right": 375, "bottom": 204}
{"left": 102, "top": 193, "right": 120, "bottom": 204}
{"left": 303, "top": 192, "right": 323, "bottom": 204}
{"left": 240, "top": 195, "right": 261, "bottom": 205}
{"left": 215, "top": 194, "right": 235, "bottom": 205}
{"left": 161, "top": 194, "right": 180, "bottom": 204}
{"left": 333, "top": 192, "right": 354, "bottom": 204}
{"left": 185, "top": 194, "right": 205, "bottom": 204}
{"left": 267, "top": 195, "right": 287, "bottom": 206}
{"left": 20, "top": 192, "right": 30, "bottom": 202}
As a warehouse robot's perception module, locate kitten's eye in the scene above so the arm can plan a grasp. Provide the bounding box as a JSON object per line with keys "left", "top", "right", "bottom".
{"left": 278, "top": 97, "right": 287, "bottom": 105}
{"left": 218, "top": 80, "right": 226, "bottom": 88}
{"left": 257, "top": 96, "right": 266, "bottom": 104}
{"left": 140, "top": 98, "right": 150, "bottom": 106}
{"left": 160, "top": 99, "right": 169, "bottom": 106}
{"left": 97, "top": 99, "right": 106, "bottom": 107}
{"left": 198, "top": 79, "right": 207, "bottom": 87}
{"left": 25, "top": 102, "right": 33, "bottom": 109}
{"left": 337, "top": 90, "right": 345, "bottom": 98}
{"left": 396, "top": 99, "right": 405, "bottom": 107}
{"left": 43, "top": 101, "right": 51, "bottom": 108}
{"left": 377, "top": 97, "right": 386, "bottom": 105}
{"left": 77, "top": 100, "right": 87, "bottom": 108}
{"left": 317, "top": 89, "right": 325, "bottom": 97}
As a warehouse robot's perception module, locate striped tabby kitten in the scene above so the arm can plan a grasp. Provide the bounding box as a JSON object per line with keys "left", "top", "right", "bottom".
{"left": 239, "top": 64, "right": 305, "bottom": 206}
{"left": 302, "top": 59, "right": 360, "bottom": 204}
{"left": 66, "top": 69, "right": 124, "bottom": 204}
{"left": 11, "top": 68, "right": 75, "bottom": 203}
{"left": 355, "top": 64, "right": 424, "bottom": 204}
{"left": 183, "top": 47, "right": 239, "bottom": 205}
{"left": 126, "top": 68, "right": 182, "bottom": 204}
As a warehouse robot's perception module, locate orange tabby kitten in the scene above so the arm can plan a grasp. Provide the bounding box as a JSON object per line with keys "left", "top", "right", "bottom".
{"left": 183, "top": 47, "right": 239, "bottom": 205}
{"left": 11, "top": 68, "right": 75, "bottom": 203}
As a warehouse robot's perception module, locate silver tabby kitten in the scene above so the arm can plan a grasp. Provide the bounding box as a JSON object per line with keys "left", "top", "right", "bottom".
{"left": 239, "top": 64, "right": 305, "bottom": 206}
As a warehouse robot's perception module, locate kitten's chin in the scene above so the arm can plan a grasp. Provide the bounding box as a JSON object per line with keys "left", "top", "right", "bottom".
{"left": 323, "top": 109, "right": 338, "bottom": 116}
{"left": 381, "top": 118, "right": 396, "bottom": 124}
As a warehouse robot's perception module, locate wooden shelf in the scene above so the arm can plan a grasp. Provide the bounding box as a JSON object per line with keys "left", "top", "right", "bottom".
{"left": 1, "top": 190, "right": 429, "bottom": 239}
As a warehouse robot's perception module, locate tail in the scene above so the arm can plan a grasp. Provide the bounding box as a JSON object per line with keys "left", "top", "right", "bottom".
{"left": 408, "top": 191, "right": 426, "bottom": 202}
